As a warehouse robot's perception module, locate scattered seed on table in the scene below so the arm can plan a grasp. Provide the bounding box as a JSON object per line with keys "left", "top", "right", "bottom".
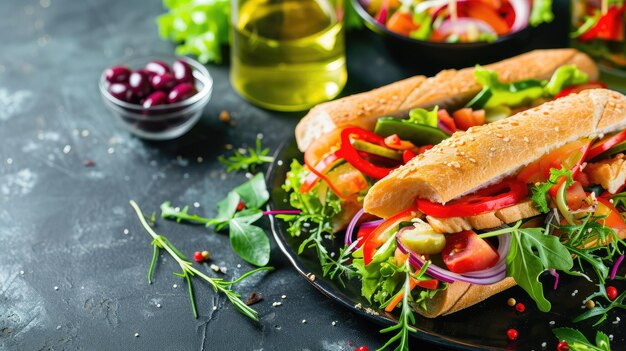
{"left": 134, "top": 333, "right": 139, "bottom": 337}
{"left": 172, "top": 284, "right": 177, "bottom": 289}
{"left": 123, "top": 229, "right": 129, "bottom": 235}
{"left": 54, "top": 286, "right": 59, "bottom": 291}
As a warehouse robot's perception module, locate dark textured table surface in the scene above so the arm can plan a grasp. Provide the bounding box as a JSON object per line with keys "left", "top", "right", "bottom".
{"left": 0, "top": 1, "right": 573, "bottom": 350}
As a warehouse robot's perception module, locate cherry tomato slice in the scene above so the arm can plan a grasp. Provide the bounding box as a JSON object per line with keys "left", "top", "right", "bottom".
{"left": 554, "top": 82, "right": 608, "bottom": 99}
{"left": 300, "top": 151, "right": 343, "bottom": 194}
{"left": 587, "top": 129, "right": 626, "bottom": 160}
{"left": 416, "top": 179, "right": 528, "bottom": 218}
{"left": 362, "top": 209, "right": 419, "bottom": 265}
{"left": 442, "top": 230, "right": 500, "bottom": 274}
{"left": 565, "top": 181, "right": 587, "bottom": 211}
{"left": 453, "top": 108, "right": 486, "bottom": 131}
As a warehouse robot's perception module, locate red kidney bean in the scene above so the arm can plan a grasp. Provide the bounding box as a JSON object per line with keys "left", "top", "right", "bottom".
{"left": 168, "top": 83, "right": 197, "bottom": 103}
{"left": 104, "top": 66, "right": 131, "bottom": 83}
{"left": 143, "top": 91, "right": 167, "bottom": 108}
{"left": 172, "top": 59, "right": 193, "bottom": 84}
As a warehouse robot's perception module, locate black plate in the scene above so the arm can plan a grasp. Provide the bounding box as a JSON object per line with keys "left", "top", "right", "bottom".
{"left": 267, "top": 140, "right": 626, "bottom": 350}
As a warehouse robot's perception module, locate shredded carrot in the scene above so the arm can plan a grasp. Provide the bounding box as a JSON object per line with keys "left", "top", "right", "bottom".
{"left": 385, "top": 278, "right": 419, "bottom": 312}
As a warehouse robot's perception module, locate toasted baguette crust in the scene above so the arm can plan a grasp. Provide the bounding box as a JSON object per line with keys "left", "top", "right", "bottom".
{"left": 364, "top": 89, "right": 626, "bottom": 218}
{"left": 295, "top": 49, "right": 598, "bottom": 152}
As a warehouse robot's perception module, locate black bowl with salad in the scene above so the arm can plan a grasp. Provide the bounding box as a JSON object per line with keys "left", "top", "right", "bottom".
{"left": 351, "top": 0, "right": 558, "bottom": 72}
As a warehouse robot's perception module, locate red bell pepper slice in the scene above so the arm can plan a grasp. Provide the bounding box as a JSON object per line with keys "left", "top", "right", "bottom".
{"left": 300, "top": 151, "right": 343, "bottom": 194}
{"left": 416, "top": 179, "right": 529, "bottom": 218}
{"left": 587, "top": 129, "right": 626, "bottom": 160}
{"left": 437, "top": 109, "right": 457, "bottom": 134}
{"left": 554, "top": 82, "right": 608, "bottom": 99}
{"left": 340, "top": 127, "right": 399, "bottom": 179}
{"left": 362, "top": 208, "right": 419, "bottom": 265}
{"left": 579, "top": 6, "right": 625, "bottom": 42}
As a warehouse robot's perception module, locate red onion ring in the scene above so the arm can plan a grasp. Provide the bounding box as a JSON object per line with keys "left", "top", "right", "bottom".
{"left": 611, "top": 254, "right": 625, "bottom": 280}
{"left": 437, "top": 18, "right": 497, "bottom": 37}
{"left": 345, "top": 209, "right": 365, "bottom": 246}
{"left": 396, "top": 228, "right": 510, "bottom": 285}
{"left": 437, "top": 120, "right": 453, "bottom": 135}
{"left": 263, "top": 210, "right": 301, "bottom": 215}
{"left": 508, "top": 0, "right": 530, "bottom": 32}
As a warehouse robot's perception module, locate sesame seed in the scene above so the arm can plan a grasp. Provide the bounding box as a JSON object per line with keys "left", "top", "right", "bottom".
{"left": 609, "top": 335, "right": 614, "bottom": 341}
{"left": 489, "top": 147, "right": 496, "bottom": 151}
{"left": 277, "top": 160, "right": 283, "bottom": 166}
{"left": 549, "top": 321, "right": 555, "bottom": 325}
{"left": 219, "top": 266, "right": 228, "bottom": 274}
{"left": 571, "top": 289, "right": 578, "bottom": 296}
{"left": 173, "top": 284, "right": 177, "bottom": 288}
{"left": 554, "top": 127, "right": 560, "bottom": 132}
{"left": 523, "top": 137, "right": 529, "bottom": 142}
{"left": 281, "top": 295, "right": 287, "bottom": 299}
{"left": 81, "top": 129, "right": 90, "bottom": 137}
{"left": 19, "top": 270, "right": 24, "bottom": 275}
{"left": 503, "top": 137, "right": 510, "bottom": 142}
{"left": 213, "top": 306, "right": 218, "bottom": 310}
{"left": 332, "top": 321, "right": 337, "bottom": 326}
{"left": 301, "top": 319, "right": 307, "bottom": 324}
{"left": 54, "top": 286, "right": 59, "bottom": 291}
{"left": 156, "top": 304, "right": 161, "bottom": 308}
{"left": 309, "top": 274, "right": 316, "bottom": 282}
{"left": 272, "top": 301, "right": 282, "bottom": 307}
{"left": 469, "top": 158, "right": 476, "bottom": 163}
{"left": 197, "top": 156, "right": 203, "bottom": 163}
{"left": 135, "top": 333, "right": 140, "bottom": 337}
{"left": 63, "top": 145, "right": 71, "bottom": 154}
{"left": 489, "top": 153, "right": 494, "bottom": 157}
{"left": 193, "top": 202, "right": 200, "bottom": 208}
{"left": 541, "top": 342, "right": 547, "bottom": 348}
{"left": 6, "top": 158, "right": 13, "bottom": 165}
{"left": 210, "top": 264, "right": 220, "bottom": 272}
{"left": 107, "top": 147, "right": 115, "bottom": 154}
{"left": 495, "top": 133, "right": 503, "bottom": 138}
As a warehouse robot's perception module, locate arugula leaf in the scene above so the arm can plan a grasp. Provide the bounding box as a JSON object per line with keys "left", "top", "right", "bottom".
{"left": 531, "top": 167, "right": 574, "bottom": 213}
{"left": 229, "top": 216, "right": 270, "bottom": 266}
{"left": 611, "top": 191, "right": 626, "bottom": 209}
{"left": 234, "top": 173, "right": 270, "bottom": 210}
{"left": 506, "top": 227, "right": 573, "bottom": 312}
{"left": 161, "top": 202, "right": 211, "bottom": 225}
{"left": 553, "top": 328, "right": 612, "bottom": 351}
{"left": 218, "top": 137, "right": 274, "bottom": 173}
{"left": 407, "top": 106, "right": 438, "bottom": 127}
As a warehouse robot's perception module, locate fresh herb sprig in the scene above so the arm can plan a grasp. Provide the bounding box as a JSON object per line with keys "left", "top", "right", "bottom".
{"left": 376, "top": 260, "right": 418, "bottom": 351}
{"left": 575, "top": 284, "right": 626, "bottom": 326}
{"left": 279, "top": 160, "right": 342, "bottom": 270}
{"left": 553, "top": 328, "right": 612, "bottom": 351}
{"left": 479, "top": 221, "right": 574, "bottom": 312}
{"left": 161, "top": 174, "right": 271, "bottom": 266}
{"left": 322, "top": 239, "right": 359, "bottom": 286}
{"left": 218, "top": 137, "right": 274, "bottom": 173}
{"left": 130, "top": 200, "right": 273, "bottom": 320}
{"left": 531, "top": 167, "right": 573, "bottom": 213}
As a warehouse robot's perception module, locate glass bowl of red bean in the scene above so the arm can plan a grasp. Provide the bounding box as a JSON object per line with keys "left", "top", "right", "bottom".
{"left": 99, "top": 55, "right": 212, "bottom": 140}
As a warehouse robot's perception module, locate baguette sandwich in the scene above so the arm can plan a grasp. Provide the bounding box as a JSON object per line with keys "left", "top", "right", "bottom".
{"left": 360, "top": 89, "right": 626, "bottom": 317}
{"left": 290, "top": 49, "right": 601, "bottom": 234}
{"left": 296, "top": 49, "right": 598, "bottom": 152}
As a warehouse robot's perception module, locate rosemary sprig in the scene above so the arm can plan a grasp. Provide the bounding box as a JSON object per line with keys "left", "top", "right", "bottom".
{"left": 218, "top": 137, "right": 274, "bottom": 173}
{"left": 130, "top": 200, "right": 273, "bottom": 321}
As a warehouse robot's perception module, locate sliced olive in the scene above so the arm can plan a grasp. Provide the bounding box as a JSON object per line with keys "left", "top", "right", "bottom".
{"left": 399, "top": 222, "right": 446, "bottom": 254}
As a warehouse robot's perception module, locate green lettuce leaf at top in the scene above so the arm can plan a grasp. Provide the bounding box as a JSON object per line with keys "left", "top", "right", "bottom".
{"left": 407, "top": 106, "right": 439, "bottom": 127}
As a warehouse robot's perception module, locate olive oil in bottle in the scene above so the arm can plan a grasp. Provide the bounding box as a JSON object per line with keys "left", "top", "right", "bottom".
{"left": 230, "top": 0, "right": 347, "bottom": 111}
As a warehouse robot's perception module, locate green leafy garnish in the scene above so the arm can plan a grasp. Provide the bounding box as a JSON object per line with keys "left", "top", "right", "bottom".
{"left": 407, "top": 106, "right": 438, "bottom": 127}
{"left": 322, "top": 240, "right": 359, "bottom": 287}
{"left": 553, "top": 328, "right": 612, "bottom": 351}
{"left": 506, "top": 225, "right": 574, "bottom": 312}
{"left": 161, "top": 174, "right": 271, "bottom": 266}
{"left": 376, "top": 260, "right": 417, "bottom": 351}
{"left": 531, "top": 167, "right": 574, "bottom": 213}
{"left": 575, "top": 284, "right": 626, "bottom": 326}
{"left": 218, "top": 137, "right": 274, "bottom": 173}
{"left": 610, "top": 191, "right": 626, "bottom": 209}
{"left": 129, "top": 200, "right": 272, "bottom": 320}
{"left": 279, "top": 160, "right": 342, "bottom": 269}
{"left": 529, "top": 0, "right": 554, "bottom": 26}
